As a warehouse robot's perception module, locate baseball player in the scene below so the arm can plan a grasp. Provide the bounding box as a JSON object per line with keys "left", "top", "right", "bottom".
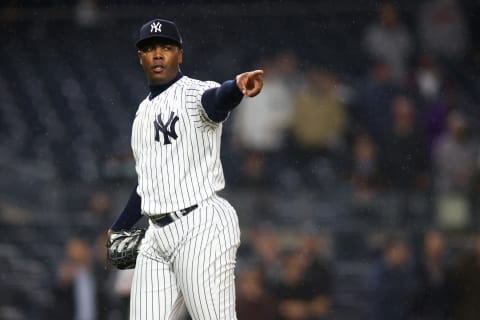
{"left": 108, "top": 18, "right": 263, "bottom": 320}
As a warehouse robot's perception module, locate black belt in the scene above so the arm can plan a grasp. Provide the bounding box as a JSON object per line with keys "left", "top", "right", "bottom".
{"left": 149, "top": 204, "right": 198, "bottom": 227}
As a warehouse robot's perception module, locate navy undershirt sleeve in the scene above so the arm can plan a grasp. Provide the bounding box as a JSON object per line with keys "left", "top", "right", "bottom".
{"left": 201, "top": 79, "right": 244, "bottom": 122}
{"left": 110, "top": 184, "right": 142, "bottom": 231}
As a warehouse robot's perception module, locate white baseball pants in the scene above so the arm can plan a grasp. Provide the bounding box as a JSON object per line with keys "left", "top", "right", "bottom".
{"left": 130, "top": 195, "right": 241, "bottom": 320}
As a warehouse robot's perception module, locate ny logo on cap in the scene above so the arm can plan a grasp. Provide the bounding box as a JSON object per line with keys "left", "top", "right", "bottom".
{"left": 150, "top": 21, "right": 162, "bottom": 33}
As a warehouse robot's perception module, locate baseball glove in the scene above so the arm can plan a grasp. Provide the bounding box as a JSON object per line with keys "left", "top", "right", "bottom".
{"left": 106, "top": 228, "right": 146, "bottom": 270}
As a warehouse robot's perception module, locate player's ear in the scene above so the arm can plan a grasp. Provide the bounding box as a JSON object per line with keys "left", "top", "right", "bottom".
{"left": 178, "top": 48, "right": 183, "bottom": 65}
{"left": 137, "top": 50, "right": 143, "bottom": 65}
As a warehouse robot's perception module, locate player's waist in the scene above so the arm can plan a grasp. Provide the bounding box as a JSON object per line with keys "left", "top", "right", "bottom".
{"left": 147, "top": 204, "right": 198, "bottom": 227}
{"left": 137, "top": 180, "right": 225, "bottom": 215}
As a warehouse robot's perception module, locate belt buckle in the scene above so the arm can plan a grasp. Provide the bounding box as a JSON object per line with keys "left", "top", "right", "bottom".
{"left": 150, "top": 214, "right": 166, "bottom": 223}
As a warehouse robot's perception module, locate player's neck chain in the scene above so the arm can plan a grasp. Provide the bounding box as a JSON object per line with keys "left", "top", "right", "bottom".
{"left": 149, "top": 71, "right": 184, "bottom": 100}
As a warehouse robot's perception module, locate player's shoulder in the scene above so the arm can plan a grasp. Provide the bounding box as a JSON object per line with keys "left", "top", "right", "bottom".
{"left": 134, "top": 94, "right": 152, "bottom": 115}
{"left": 179, "top": 76, "right": 220, "bottom": 91}
{"left": 138, "top": 95, "right": 151, "bottom": 107}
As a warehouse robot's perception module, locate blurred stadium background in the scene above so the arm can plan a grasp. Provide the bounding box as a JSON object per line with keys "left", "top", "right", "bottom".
{"left": 1, "top": 0, "right": 480, "bottom": 319}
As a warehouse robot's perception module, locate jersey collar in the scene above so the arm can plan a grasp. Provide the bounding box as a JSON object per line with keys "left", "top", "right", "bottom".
{"left": 148, "top": 71, "right": 184, "bottom": 100}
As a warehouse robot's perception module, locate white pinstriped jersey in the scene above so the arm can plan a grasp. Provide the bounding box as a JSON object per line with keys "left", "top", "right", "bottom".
{"left": 131, "top": 76, "right": 225, "bottom": 215}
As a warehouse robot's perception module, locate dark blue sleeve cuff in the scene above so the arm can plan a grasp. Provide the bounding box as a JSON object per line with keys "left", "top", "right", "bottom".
{"left": 110, "top": 184, "right": 142, "bottom": 231}
{"left": 201, "top": 79, "right": 244, "bottom": 122}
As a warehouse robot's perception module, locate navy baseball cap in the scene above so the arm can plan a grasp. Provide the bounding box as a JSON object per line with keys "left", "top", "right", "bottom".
{"left": 136, "top": 19, "right": 183, "bottom": 49}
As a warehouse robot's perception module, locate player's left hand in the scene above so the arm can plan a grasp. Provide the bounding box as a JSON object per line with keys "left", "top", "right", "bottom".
{"left": 236, "top": 70, "right": 264, "bottom": 97}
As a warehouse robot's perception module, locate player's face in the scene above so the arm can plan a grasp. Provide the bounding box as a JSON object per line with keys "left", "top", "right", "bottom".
{"left": 137, "top": 39, "right": 183, "bottom": 85}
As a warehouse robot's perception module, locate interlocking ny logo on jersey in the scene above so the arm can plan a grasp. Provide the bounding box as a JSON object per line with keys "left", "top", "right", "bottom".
{"left": 154, "top": 112, "right": 179, "bottom": 145}
{"left": 150, "top": 22, "right": 162, "bottom": 33}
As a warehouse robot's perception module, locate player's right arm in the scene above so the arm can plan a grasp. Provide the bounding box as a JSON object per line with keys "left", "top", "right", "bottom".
{"left": 108, "top": 183, "right": 142, "bottom": 234}
{"left": 200, "top": 69, "right": 264, "bottom": 122}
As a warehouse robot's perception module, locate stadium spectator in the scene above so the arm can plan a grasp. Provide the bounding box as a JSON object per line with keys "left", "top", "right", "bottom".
{"left": 368, "top": 235, "right": 415, "bottom": 320}
{"left": 411, "top": 230, "right": 453, "bottom": 320}
{"left": 432, "top": 111, "right": 477, "bottom": 195}
{"left": 412, "top": 53, "right": 443, "bottom": 103}
{"left": 349, "top": 132, "right": 383, "bottom": 220}
{"left": 418, "top": 0, "right": 469, "bottom": 63}
{"left": 410, "top": 53, "right": 449, "bottom": 152}
{"left": 50, "top": 238, "right": 97, "bottom": 320}
{"left": 240, "top": 223, "right": 283, "bottom": 283}
{"left": 93, "top": 232, "right": 114, "bottom": 320}
{"left": 363, "top": 2, "right": 413, "bottom": 83}
{"left": 232, "top": 52, "right": 299, "bottom": 186}
{"left": 297, "top": 230, "right": 334, "bottom": 319}
{"left": 270, "top": 238, "right": 333, "bottom": 320}
{"left": 290, "top": 68, "right": 349, "bottom": 187}
{"left": 111, "top": 269, "right": 135, "bottom": 320}
{"left": 380, "top": 95, "right": 429, "bottom": 192}
{"left": 351, "top": 60, "right": 401, "bottom": 145}
{"left": 451, "top": 233, "right": 480, "bottom": 320}
{"left": 236, "top": 264, "right": 277, "bottom": 320}
{"left": 74, "top": 0, "right": 99, "bottom": 28}
{"left": 291, "top": 68, "right": 349, "bottom": 156}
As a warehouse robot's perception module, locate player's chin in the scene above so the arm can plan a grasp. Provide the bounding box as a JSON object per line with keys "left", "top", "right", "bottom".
{"left": 148, "top": 73, "right": 168, "bottom": 85}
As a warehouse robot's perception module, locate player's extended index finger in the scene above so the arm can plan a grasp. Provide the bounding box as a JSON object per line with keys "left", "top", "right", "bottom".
{"left": 250, "top": 69, "right": 264, "bottom": 78}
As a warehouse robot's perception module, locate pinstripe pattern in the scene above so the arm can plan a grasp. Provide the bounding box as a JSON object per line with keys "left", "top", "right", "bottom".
{"left": 131, "top": 76, "right": 225, "bottom": 215}
{"left": 130, "top": 195, "right": 241, "bottom": 320}
{"left": 130, "top": 76, "right": 241, "bottom": 319}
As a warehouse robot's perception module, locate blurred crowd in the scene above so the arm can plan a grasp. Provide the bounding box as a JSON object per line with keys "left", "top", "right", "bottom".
{"left": 2, "top": 0, "right": 480, "bottom": 319}
{"left": 46, "top": 192, "right": 480, "bottom": 320}
{"left": 223, "top": 0, "right": 480, "bottom": 231}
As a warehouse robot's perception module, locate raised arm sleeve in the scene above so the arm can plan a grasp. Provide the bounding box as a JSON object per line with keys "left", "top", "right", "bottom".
{"left": 110, "top": 184, "right": 142, "bottom": 231}
{"left": 201, "top": 79, "right": 244, "bottom": 122}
